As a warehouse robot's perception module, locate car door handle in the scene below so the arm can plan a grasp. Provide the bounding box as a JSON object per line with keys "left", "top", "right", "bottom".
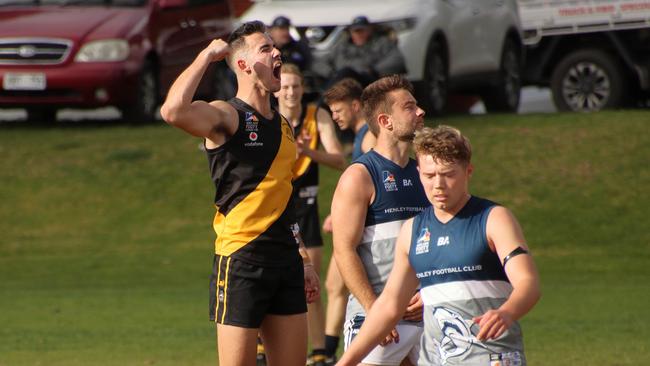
{"left": 188, "top": 18, "right": 197, "bottom": 27}
{"left": 180, "top": 20, "right": 188, "bottom": 29}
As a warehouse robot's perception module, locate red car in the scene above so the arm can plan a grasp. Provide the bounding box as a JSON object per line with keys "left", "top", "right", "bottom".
{"left": 0, "top": 0, "right": 234, "bottom": 122}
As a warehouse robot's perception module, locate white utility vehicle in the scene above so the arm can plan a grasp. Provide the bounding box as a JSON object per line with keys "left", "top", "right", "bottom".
{"left": 519, "top": 0, "right": 650, "bottom": 111}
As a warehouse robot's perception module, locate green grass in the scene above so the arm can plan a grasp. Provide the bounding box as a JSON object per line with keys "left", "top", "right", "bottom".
{"left": 0, "top": 111, "right": 648, "bottom": 365}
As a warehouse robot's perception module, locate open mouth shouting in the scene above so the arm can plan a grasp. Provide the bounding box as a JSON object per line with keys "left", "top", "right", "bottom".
{"left": 272, "top": 61, "right": 282, "bottom": 81}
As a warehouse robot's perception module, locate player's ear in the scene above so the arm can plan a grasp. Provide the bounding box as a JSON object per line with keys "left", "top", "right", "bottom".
{"left": 467, "top": 163, "right": 474, "bottom": 177}
{"left": 351, "top": 100, "right": 361, "bottom": 113}
{"left": 236, "top": 58, "right": 248, "bottom": 73}
{"left": 377, "top": 113, "right": 391, "bottom": 130}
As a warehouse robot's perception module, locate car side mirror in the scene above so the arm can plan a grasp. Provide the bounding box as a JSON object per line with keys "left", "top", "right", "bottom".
{"left": 156, "top": 0, "right": 187, "bottom": 10}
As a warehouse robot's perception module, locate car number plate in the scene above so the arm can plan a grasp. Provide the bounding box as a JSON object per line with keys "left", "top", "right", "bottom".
{"left": 3, "top": 72, "right": 46, "bottom": 90}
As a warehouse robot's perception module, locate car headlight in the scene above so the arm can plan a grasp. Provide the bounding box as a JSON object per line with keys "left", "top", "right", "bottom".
{"left": 75, "top": 40, "right": 129, "bottom": 62}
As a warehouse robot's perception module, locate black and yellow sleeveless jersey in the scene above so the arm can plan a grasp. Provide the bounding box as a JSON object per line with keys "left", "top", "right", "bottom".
{"left": 291, "top": 102, "right": 319, "bottom": 189}
{"left": 205, "top": 98, "right": 298, "bottom": 266}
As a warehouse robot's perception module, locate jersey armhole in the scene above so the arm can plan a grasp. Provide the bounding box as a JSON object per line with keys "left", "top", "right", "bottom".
{"left": 205, "top": 104, "right": 244, "bottom": 153}
{"left": 482, "top": 204, "right": 498, "bottom": 253}
{"left": 353, "top": 160, "right": 378, "bottom": 207}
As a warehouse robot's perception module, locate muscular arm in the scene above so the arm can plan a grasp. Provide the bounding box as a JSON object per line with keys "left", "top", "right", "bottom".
{"left": 331, "top": 164, "right": 376, "bottom": 312}
{"left": 474, "top": 206, "right": 541, "bottom": 340}
{"left": 336, "top": 219, "right": 420, "bottom": 366}
{"left": 302, "top": 108, "right": 345, "bottom": 171}
{"left": 297, "top": 230, "right": 320, "bottom": 304}
{"left": 160, "top": 39, "right": 237, "bottom": 143}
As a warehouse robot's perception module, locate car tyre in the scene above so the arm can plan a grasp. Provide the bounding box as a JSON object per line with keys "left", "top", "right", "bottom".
{"left": 550, "top": 49, "right": 626, "bottom": 112}
{"left": 419, "top": 40, "right": 448, "bottom": 116}
{"left": 482, "top": 38, "right": 521, "bottom": 113}
{"left": 122, "top": 60, "right": 159, "bottom": 123}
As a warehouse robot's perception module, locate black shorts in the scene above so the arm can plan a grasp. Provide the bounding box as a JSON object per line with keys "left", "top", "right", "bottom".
{"left": 209, "top": 254, "right": 307, "bottom": 328}
{"left": 295, "top": 195, "right": 323, "bottom": 248}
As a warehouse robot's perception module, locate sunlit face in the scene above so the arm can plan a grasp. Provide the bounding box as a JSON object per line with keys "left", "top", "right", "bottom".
{"left": 328, "top": 100, "right": 358, "bottom": 130}
{"left": 350, "top": 26, "right": 371, "bottom": 46}
{"left": 417, "top": 155, "right": 472, "bottom": 213}
{"left": 269, "top": 26, "right": 291, "bottom": 48}
{"left": 242, "top": 32, "right": 282, "bottom": 92}
{"left": 275, "top": 72, "right": 304, "bottom": 109}
{"left": 384, "top": 89, "right": 425, "bottom": 141}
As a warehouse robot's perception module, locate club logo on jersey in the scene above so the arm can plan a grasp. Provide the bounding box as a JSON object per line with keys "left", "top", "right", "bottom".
{"left": 432, "top": 306, "right": 477, "bottom": 364}
{"left": 245, "top": 112, "right": 258, "bottom": 122}
{"left": 245, "top": 112, "right": 260, "bottom": 132}
{"left": 383, "top": 170, "right": 398, "bottom": 191}
{"left": 245, "top": 112, "right": 259, "bottom": 129}
{"left": 415, "top": 227, "right": 431, "bottom": 254}
{"left": 437, "top": 236, "right": 450, "bottom": 247}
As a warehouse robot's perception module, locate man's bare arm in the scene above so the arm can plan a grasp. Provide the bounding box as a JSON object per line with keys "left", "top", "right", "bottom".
{"left": 296, "top": 231, "right": 321, "bottom": 304}
{"left": 298, "top": 108, "right": 346, "bottom": 171}
{"left": 331, "top": 164, "right": 376, "bottom": 311}
{"left": 474, "top": 206, "right": 541, "bottom": 340}
{"left": 336, "top": 219, "right": 420, "bottom": 366}
{"left": 160, "top": 39, "right": 236, "bottom": 142}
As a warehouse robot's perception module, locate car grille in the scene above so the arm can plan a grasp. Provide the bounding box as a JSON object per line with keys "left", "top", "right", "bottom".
{"left": 0, "top": 38, "right": 72, "bottom": 65}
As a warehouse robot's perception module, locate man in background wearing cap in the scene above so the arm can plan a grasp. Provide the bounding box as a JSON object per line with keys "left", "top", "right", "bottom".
{"left": 269, "top": 15, "right": 313, "bottom": 73}
{"left": 313, "top": 15, "right": 406, "bottom": 88}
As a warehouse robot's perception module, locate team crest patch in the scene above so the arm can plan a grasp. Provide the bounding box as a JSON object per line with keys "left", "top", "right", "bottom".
{"left": 415, "top": 227, "right": 430, "bottom": 254}
{"left": 245, "top": 112, "right": 258, "bottom": 122}
{"left": 382, "top": 170, "right": 398, "bottom": 191}
{"left": 245, "top": 112, "right": 259, "bottom": 132}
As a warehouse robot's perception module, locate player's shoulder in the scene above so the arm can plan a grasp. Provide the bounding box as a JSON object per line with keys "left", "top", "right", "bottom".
{"left": 208, "top": 100, "right": 239, "bottom": 125}
{"left": 486, "top": 204, "right": 520, "bottom": 231}
{"left": 337, "top": 163, "right": 372, "bottom": 193}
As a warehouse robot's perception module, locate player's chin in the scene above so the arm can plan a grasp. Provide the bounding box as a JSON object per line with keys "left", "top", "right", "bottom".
{"left": 268, "top": 80, "right": 281, "bottom": 93}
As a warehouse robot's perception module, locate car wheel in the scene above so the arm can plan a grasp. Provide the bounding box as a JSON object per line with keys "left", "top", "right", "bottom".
{"left": 122, "top": 60, "right": 158, "bottom": 123}
{"left": 420, "top": 40, "right": 448, "bottom": 115}
{"left": 550, "top": 49, "right": 626, "bottom": 112}
{"left": 26, "top": 107, "right": 57, "bottom": 123}
{"left": 482, "top": 38, "right": 521, "bottom": 113}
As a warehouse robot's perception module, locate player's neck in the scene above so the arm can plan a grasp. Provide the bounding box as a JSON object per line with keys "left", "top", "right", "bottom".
{"left": 433, "top": 194, "right": 471, "bottom": 223}
{"left": 279, "top": 103, "right": 303, "bottom": 127}
{"left": 374, "top": 137, "right": 411, "bottom": 168}
{"left": 236, "top": 83, "right": 273, "bottom": 119}
{"left": 353, "top": 118, "right": 366, "bottom": 133}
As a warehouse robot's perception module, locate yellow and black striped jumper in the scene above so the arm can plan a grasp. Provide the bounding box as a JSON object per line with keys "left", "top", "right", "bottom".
{"left": 208, "top": 98, "right": 307, "bottom": 327}
{"left": 291, "top": 102, "right": 324, "bottom": 247}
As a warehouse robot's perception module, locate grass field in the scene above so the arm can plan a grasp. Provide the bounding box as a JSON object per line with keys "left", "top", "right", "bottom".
{"left": 0, "top": 111, "right": 648, "bottom": 365}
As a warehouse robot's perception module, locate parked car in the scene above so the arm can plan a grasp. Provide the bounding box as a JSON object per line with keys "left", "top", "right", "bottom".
{"left": 0, "top": 0, "right": 234, "bottom": 122}
{"left": 519, "top": 0, "right": 650, "bottom": 112}
{"left": 241, "top": 0, "right": 524, "bottom": 115}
